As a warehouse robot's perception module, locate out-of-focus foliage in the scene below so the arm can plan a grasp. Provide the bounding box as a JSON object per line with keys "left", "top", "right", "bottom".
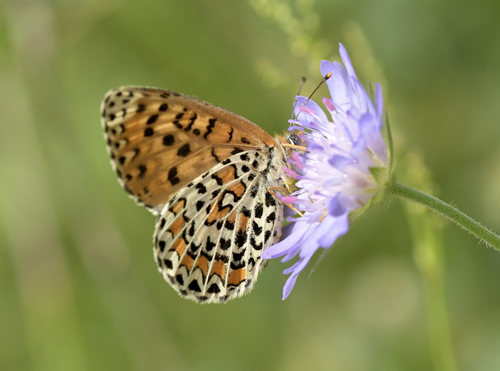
{"left": 1, "top": 0, "right": 499, "bottom": 370}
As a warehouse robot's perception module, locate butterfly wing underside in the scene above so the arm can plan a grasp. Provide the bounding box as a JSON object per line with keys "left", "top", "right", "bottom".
{"left": 101, "top": 86, "right": 286, "bottom": 303}
{"left": 101, "top": 86, "right": 276, "bottom": 212}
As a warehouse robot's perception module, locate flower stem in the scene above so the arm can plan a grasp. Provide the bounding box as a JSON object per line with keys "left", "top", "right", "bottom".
{"left": 392, "top": 182, "right": 500, "bottom": 252}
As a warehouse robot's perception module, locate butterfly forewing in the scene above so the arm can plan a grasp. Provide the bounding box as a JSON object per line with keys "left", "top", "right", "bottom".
{"left": 101, "top": 86, "right": 275, "bottom": 212}
{"left": 101, "top": 86, "right": 289, "bottom": 303}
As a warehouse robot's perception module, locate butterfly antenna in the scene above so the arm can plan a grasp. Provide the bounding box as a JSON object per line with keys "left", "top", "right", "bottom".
{"left": 296, "top": 72, "right": 332, "bottom": 119}
{"left": 291, "top": 77, "right": 307, "bottom": 120}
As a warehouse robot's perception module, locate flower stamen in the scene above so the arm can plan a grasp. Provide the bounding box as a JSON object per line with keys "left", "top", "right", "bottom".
{"left": 296, "top": 72, "right": 333, "bottom": 119}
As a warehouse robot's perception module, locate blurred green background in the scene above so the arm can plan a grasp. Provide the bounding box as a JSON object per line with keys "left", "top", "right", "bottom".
{"left": 1, "top": 0, "right": 500, "bottom": 370}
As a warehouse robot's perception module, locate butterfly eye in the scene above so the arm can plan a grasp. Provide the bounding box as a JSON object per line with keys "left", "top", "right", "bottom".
{"left": 288, "top": 133, "right": 302, "bottom": 146}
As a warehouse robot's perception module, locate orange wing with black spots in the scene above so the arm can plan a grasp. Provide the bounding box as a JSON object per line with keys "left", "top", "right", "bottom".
{"left": 101, "top": 86, "right": 276, "bottom": 213}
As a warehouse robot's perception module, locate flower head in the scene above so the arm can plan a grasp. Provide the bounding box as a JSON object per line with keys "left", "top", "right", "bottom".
{"left": 263, "top": 44, "right": 391, "bottom": 299}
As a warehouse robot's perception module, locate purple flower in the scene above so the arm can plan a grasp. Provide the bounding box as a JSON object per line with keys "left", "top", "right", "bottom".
{"left": 263, "top": 44, "right": 390, "bottom": 299}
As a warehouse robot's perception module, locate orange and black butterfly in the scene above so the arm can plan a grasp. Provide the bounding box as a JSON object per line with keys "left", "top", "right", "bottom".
{"left": 101, "top": 86, "right": 296, "bottom": 303}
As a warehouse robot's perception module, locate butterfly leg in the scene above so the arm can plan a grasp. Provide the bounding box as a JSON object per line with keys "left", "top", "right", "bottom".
{"left": 267, "top": 187, "right": 304, "bottom": 217}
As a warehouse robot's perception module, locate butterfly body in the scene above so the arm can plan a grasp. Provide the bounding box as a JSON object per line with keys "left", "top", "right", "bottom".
{"left": 102, "top": 86, "right": 292, "bottom": 303}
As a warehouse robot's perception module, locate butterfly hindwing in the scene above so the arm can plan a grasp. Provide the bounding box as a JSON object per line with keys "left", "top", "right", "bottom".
{"left": 153, "top": 150, "right": 284, "bottom": 303}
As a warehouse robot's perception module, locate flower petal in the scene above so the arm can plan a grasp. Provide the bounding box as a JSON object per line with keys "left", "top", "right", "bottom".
{"left": 317, "top": 213, "right": 349, "bottom": 248}
{"left": 282, "top": 256, "right": 312, "bottom": 300}
{"left": 328, "top": 155, "right": 353, "bottom": 170}
{"left": 339, "top": 43, "right": 357, "bottom": 79}
{"left": 322, "top": 60, "right": 351, "bottom": 110}
{"left": 261, "top": 221, "right": 310, "bottom": 259}
{"left": 328, "top": 195, "right": 347, "bottom": 217}
{"left": 294, "top": 95, "right": 329, "bottom": 123}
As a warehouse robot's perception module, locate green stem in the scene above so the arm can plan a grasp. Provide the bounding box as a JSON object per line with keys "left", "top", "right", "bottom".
{"left": 392, "top": 182, "right": 500, "bottom": 252}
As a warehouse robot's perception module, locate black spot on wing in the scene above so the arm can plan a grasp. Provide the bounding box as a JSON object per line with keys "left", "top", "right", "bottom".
{"left": 204, "top": 118, "right": 216, "bottom": 139}
{"left": 265, "top": 191, "right": 276, "bottom": 207}
{"left": 206, "top": 236, "right": 216, "bottom": 252}
{"left": 163, "top": 135, "right": 175, "bottom": 146}
{"left": 231, "top": 147, "right": 244, "bottom": 155}
{"left": 196, "top": 182, "right": 207, "bottom": 194}
{"left": 252, "top": 221, "right": 262, "bottom": 236}
{"left": 220, "top": 238, "right": 231, "bottom": 251}
{"left": 147, "top": 114, "right": 159, "bottom": 124}
{"left": 266, "top": 212, "right": 276, "bottom": 223}
{"left": 255, "top": 203, "right": 264, "bottom": 218}
{"left": 177, "top": 143, "right": 190, "bottom": 157}
{"left": 158, "top": 240, "right": 166, "bottom": 252}
{"left": 138, "top": 164, "right": 147, "bottom": 179}
{"left": 207, "top": 283, "right": 221, "bottom": 294}
{"left": 235, "top": 230, "right": 247, "bottom": 248}
{"left": 168, "top": 167, "right": 180, "bottom": 185}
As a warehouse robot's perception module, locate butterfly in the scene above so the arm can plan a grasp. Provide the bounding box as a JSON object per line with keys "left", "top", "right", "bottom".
{"left": 101, "top": 86, "right": 297, "bottom": 303}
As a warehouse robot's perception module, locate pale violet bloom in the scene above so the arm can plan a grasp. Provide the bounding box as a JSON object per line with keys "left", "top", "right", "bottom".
{"left": 262, "top": 44, "right": 390, "bottom": 299}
